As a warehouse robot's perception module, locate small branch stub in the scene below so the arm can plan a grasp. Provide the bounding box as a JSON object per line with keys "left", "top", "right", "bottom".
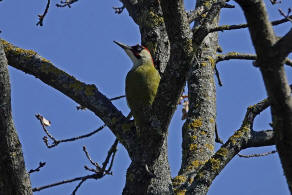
{"left": 28, "top": 162, "right": 46, "bottom": 174}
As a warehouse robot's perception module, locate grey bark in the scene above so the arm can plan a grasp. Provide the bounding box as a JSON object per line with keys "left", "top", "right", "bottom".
{"left": 1, "top": 0, "right": 290, "bottom": 193}
{"left": 0, "top": 40, "right": 32, "bottom": 194}
{"left": 235, "top": 0, "right": 292, "bottom": 192}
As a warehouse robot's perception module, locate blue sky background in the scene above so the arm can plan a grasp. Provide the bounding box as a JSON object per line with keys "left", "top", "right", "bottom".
{"left": 0, "top": 0, "right": 291, "bottom": 194}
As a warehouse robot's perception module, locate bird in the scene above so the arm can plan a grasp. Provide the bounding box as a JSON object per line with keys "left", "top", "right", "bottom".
{"left": 114, "top": 41, "right": 160, "bottom": 128}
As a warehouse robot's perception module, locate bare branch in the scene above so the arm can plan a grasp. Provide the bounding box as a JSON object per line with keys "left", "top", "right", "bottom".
{"left": 238, "top": 150, "right": 276, "bottom": 158}
{"left": 72, "top": 179, "right": 85, "bottom": 195}
{"left": 216, "top": 52, "right": 257, "bottom": 62}
{"left": 155, "top": 0, "right": 226, "bottom": 131}
{"left": 28, "top": 162, "right": 46, "bottom": 174}
{"left": 109, "top": 95, "right": 126, "bottom": 101}
{"left": 279, "top": 8, "right": 292, "bottom": 22}
{"left": 216, "top": 52, "right": 292, "bottom": 67}
{"left": 83, "top": 146, "right": 101, "bottom": 171}
{"left": 273, "top": 28, "right": 292, "bottom": 62}
{"left": 156, "top": 0, "right": 194, "bottom": 130}
{"left": 33, "top": 139, "right": 119, "bottom": 193}
{"left": 2, "top": 39, "right": 131, "bottom": 148}
{"left": 101, "top": 139, "right": 118, "bottom": 173}
{"left": 35, "top": 113, "right": 106, "bottom": 148}
{"left": 76, "top": 95, "right": 125, "bottom": 111}
{"left": 32, "top": 173, "right": 99, "bottom": 192}
{"left": 36, "top": 0, "right": 51, "bottom": 26}
{"left": 235, "top": 0, "right": 292, "bottom": 190}
{"left": 209, "top": 16, "right": 292, "bottom": 33}
{"left": 215, "top": 65, "right": 223, "bottom": 86}
{"left": 215, "top": 124, "right": 224, "bottom": 144}
{"left": 185, "top": 98, "right": 273, "bottom": 194}
{"left": 245, "top": 130, "right": 275, "bottom": 148}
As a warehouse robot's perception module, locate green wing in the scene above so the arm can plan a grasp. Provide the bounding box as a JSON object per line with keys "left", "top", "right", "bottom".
{"left": 125, "top": 64, "right": 160, "bottom": 127}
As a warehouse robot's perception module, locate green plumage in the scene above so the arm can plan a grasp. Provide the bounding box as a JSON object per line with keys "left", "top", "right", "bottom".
{"left": 126, "top": 63, "right": 160, "bottom": 127}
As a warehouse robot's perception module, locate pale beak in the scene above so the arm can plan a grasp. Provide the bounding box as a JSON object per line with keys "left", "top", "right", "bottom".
{"left": 113, "top": 41, "right": 132, "bottom": 50}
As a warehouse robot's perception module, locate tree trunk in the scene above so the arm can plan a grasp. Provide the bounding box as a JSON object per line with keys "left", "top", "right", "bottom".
{"left": 0, "top": 41, "right": 32, "bottom": 194}
{"left": 123, "top": 137, "right": 172, "bottom": 195}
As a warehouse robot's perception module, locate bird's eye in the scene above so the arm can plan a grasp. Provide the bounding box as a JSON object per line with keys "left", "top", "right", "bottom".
{"left": 132, "top": 45, "right": 143, "bottom": 53}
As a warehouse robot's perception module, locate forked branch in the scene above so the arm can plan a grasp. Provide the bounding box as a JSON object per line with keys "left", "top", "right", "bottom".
{"left": 173, "top": 98, "right": 275, "bottom": 194}
{"left": 32, "top": 139, "right": 119, "bottom": 194}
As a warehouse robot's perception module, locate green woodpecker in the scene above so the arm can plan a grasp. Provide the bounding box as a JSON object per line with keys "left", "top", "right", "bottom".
{"left": 114, "top": 41, "right": 160, "bottom": 127}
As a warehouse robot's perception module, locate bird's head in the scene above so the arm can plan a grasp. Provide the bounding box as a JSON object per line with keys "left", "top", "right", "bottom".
{"left": 114, "top": 41, "right": 154, "bottom": 68}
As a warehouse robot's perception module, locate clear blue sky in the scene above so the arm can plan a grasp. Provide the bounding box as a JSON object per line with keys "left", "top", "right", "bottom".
{"left": 0, "top": 0, "right": 291, "bottom": 194}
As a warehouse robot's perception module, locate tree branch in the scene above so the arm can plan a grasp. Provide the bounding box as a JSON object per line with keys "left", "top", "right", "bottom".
{"left": 238, "top": 150, "right": 276, "bottom": 158}
{"left": 36, "top": 0, "right": 51, "bottom": 26}
{"left": 234, "top": 0, "right": 292, "bottom": 191}
{"left": 35, "top": 113, "right": 106, "bottom": 148}
{"left": 209, "top": 16, "right": 292, "bottom": 32}
{"left": 273, "top": 28, "right": 292, "bottom": 62}
{"left": 154, "top": 0, "right": 194, "bottom": 130}
{"left": 33, "top": 139, "right": 118, "bottom": 193}
{"left": 28, "top": 162, "right": 46, "bottom": 174}
{"left": 186, "top": 98, "right": 273, "bottom": 194}
{"left": 245, "top": 130, "right": 275, "bottom": 148}
{"left": 1, "top": 39, "right": 134, "bottom": 149}
{"left": 216, "top": 52, "right": 292, "bottom": 67}
{"left": 32, "top": 173, "right": 99, "bottom": 192}
{"left": 0, "top": 40, "right": 32, "bottom": 194}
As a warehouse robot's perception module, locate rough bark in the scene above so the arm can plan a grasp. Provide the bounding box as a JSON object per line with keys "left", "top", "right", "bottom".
{"left": 179, "top": 0, "right": 218, "bottom": 175}
{"left": 236, "top": 0, "right": 292, "bottom": 192}
{"left": 0, "top": 40, "right": 32, "bottom": 194}
{"left": 2, "top": 0, "right": 290, "bottom": 193}
{"left": 186, "top": 98, "right": 275, "bottom": 194}
{"left": 120, "top": 1, "right": 174, "bottom": 194}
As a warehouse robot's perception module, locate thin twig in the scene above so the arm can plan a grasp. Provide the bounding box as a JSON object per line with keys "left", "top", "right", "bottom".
{"left": 209, "top": 16, "right": 292, "bottom": 32}
{"left": 215, "top": 65, "right": 223, "bottom": 86}
{"left": 36, "top": 0, "right": 51, "bottom": 26}
{"left": 107, "top": 146, "right": 117, "bottom": 173}
{"left": 238, "top": 150, "right": 277, "bottom": 158}
{"left": 35, "top": 114, "right": 106, "bottom": 148}
{"left": 54, "top": 124, "right": 106, "bottom": 144}
{"left": 83, "top": 146, "right": 101, "bottom": 170}
{"left": 76, "top": 95, "right": 125, "bottom": 110}
{"left": 33, "top": 139, "right": 119, "bottom": 193}
{"left": 216, "top": 52, "right": 292, "bottom": 67}
{"left": 32, "top": 174, "right": 100, "bottom": 192}
{"left": 101, "top": 139, "right": 119, "bottom": 173}
{"left": 215, "top": 124, "right": 224, "bottom": 144}
{"left": 279, "top": 8, "right": 292, "bottom": 22}
{"left": 28, "top": 162, "right": 46, "bottom": 174}
{"left": 72, "top": 179, "right": 85, "bottom": 195}
{"left": 110, "top": 95, "right": 126, "bottom": 101}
